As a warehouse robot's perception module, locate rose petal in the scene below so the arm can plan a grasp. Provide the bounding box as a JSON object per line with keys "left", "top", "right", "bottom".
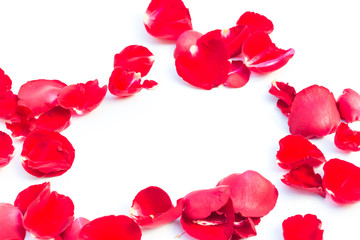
{"left": 281, "top": 165, "right": 326, "bottom": 197}
{"left": 0, "top": 131, "right": 15, "bottom": 168}
{"left": 232, "top": 215, "right": 258, "bottom": 239}
{"left": 269, "top": 80, "right": 296, "bottom": 116}
{"left": 174, "top": 30, "right": 203, "bottom": 59}
{"left": 0, "top": 203, "right": 26, "bottom": 240}
{"left": 323, "top": 158, "right": 360, "bottom": 203}
{"left": 236, "top": 11, "right": 274, "bottom": 34}
{"left": 78, "top": 215, "right": 142, "bottom": 240}
{"left": 61, "top": 217, "right": 90, "bottom": 240}
{"left": 14, "top": 182, "right": 50, "bottom": 215}
{"left": 141, "top": 80, "right": 158, "bottom": 89}
{"left": 21, "top": 129, "right": 75, "bottom": 177}
{"left": 337, "top": 88, "right": 360, "bottom": 123}
{"left": 217, "top": 171, "right": 278, "bottom": 217}
{"left": 0, "top": 68, "right": 12, "bottom": 94}
{"left": 276, "top": 135, "right": 326, "bottom": 169}
{"left": 224, "top": 60, "right": 250, "bottom": 88}
{"left": 288, "top": 85, "right": 341, "bottom": 138}
{"left": 108, "top": 67, "right": 145, "bottom": 97}
{"left": 5, "top": 106, "right": 34, "bottom": 138}
{"left": 282, "top": 214, "right": 323, "bottom": 240}
{"left": 334, "top": 122, "right": 360, "bottom": 151}
{"left": 144, "top": 0, "right": 192, "bottom": 41}
{"left": 31, "top": 107, "right": 71, "bottom": 132}
{"left": 0, "top": 90, "right": 18, "bottom": 119}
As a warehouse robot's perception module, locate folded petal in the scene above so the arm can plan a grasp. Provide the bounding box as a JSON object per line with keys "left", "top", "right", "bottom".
{"left": 337, "top": 88, "right": 360, "bottom": 123}
{"left": 232, "top": 215, "right": 258, "bottom": 239}
{"left": 32, "top": 107, "right": 71, "bottom": 132}
{"left": 61, "top": 217, "right": 90, "bottom": 240}
{"left": 282, "top": 214, "right": 323, "bottom": 240}
{"left": 14, "top": 182, "right": 50, "bottom": 215}
{"left": 224, "top": 60, "right": 250, "bottom": 88}
{"left": 108, "top": 67, "right": 144, "bottom": 97}
{"left": 236, "top": 11, "right": 274, "bottom": 34}
{"left": 269, "top": 80, "right": 296, "bottom": 116}
{"left": 0, "top": 131, "right": 15, "bottom": 168}
{"left": 5, "top": 106, "right": 34, "bottom": 138}
{"left": 334, "top": 122, "right": 360, "bottom": 151}
{"left": 0, "top": 203, "right": 26, "bottom": 240}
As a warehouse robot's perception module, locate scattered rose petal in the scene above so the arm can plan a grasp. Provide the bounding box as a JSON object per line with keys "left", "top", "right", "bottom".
{"left": 174, "top": 30, "right": 203, "bottom": 59}
{"left": 5, "top": 106, "right": 34, "bottom": 138}
{"left": 269, "top": 80, "right": 296, "bottom": 116}
{"left": 18, "top": 79, "right": 67, "bottom": 116}
{"left": 57, "top": 80, "right": 107, "bottom": 115}
{"left": 31, "top": 107, "right": 71, "bottom": 132}
{"left": 61, "top": 217, "right": 90, "bottom": 240}
{"left": 21, "top": 129, "right": 75, "bottom": 177}
{"left": 276, "top": 135, "right": 326, "bottom": 169}
{"left": 0, "top": 131, "right": 15, "bottom": 168}
{"left": 236, "top": 11, "right": 274, "bottom": 34}
{"left": 232, "top": 215, "right": 258, "bottom": 239}
{"left": 130, "top": 186, "right": 183, "bottom": 228}
{"left": 14, "top": 182, "right": 50, "bottom": 215}
{"left": 224, "top": 60, "right": 250, "bottom": 88}
{"left": 217, "top": 171, "right": 278, "bottom": 217}
{"left": 337, "top": 88, "right": 360, "bottom": 123}
{"left": 288, "top": 85, "right": 341, "bottom": 138}
{"left": 141, "top": 80, "right": 158, "bottom": 89}
{"left": 323, "top": 158, "right": 360, "bottom": 203}
{"left": 78, "top": 215, "right": 142, "bottom": 240}
{"left": 281, "top": 165, "right": 326, "bottom": 197}
{"left": 144, "top": 0, "right": 192, "bottom": 40}
{"left": 0, "top": 68, "right": 12, "bottom": 94}
{"left": 282, "top": 214, "right": 323, "bottom": 240}
{"left": 0, "top": 90, "right": 18, "bottom": 119}
{"left": 334, "top": 122, "right": 360, "bottom": 151}
{"left": 0, "top": 203, "right": 26, "bottom": 240}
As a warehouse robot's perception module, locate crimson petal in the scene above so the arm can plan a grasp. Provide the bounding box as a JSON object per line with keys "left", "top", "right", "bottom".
{"left": 334, "top": 122, "right": 360, "bottom": 151}
{"left": 108, "top": 67, "right": 144, "bottom": 97}
{"left": 0, "top": 203, "right": 26, "bottom": 240}
{"left": 0, "top": 68, "right": 12, "bottom": 93}
{"left": 232, "top": 215, "right": 258, "bottom": 239}
{"left": 337, "top": 88, "right": 360, "bottom": 123}
{"left": 61, "top": 217, "right": 90, "bottom": 240}
{"left": 174, "top": 30, "right": 203, "bottom": 59}
{"left": 0, "top": 91, "right": 18, "bottom": 119}
{"left": 14, "top": 182, "right": 50, "bottom": 215}
{"left": 0, "top": 131, "right": 15, "bottom": 168}
{"left": 236, "top": 11, "right": 274, "bottom": 34}
{"left": 6, "top": 106, "right": 34, "bottom": 138}
{"left": 32, "top": 107, "right": 71, "bottom": 132}
{"left": 224, "top": 60, "right": 250, "bottom": 88}
{"left": 282, "top": 214, "right": 323, "bottom": 240}
{"left": 269, "top": 80, "right": 296, "bottom": 116}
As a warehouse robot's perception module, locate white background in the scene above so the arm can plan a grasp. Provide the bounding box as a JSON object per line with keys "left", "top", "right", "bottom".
{"left": 1, "top": 0, "right": 360, "bottom": 239}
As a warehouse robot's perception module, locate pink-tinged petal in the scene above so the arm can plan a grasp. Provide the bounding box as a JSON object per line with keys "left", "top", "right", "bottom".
{"left": 334, "top": 122, "right": 360, "bottom": 151}
{"left": 0, "top": 91, "right": 18, "bottom": 119}
{"left": 281, "top": 165, "right": 326, "bottom": 198}
{"left": 236, "top": 11, "right": 274, "bottom": 34}
{"left": 61, "top": 217, "right": 90, "bottom": 240}
{"left": 217, "top": 171, "right": 278, "bottom": 217}
{"left": 18, "top": 79, "right": 67, "bottom": 116}
{"left": 242, "top": 32, "right": 294, "bottom": 73}
{"left": 224, "top": 60, "right": 250, "bottom": 88}
{"left": 282, "top": 214, "right": 323, "bottom": 240}
{"left": 232, "top": 215, "right": 258, "bottom": 239}
{"left": 78, "top": 215, "right": 142, "bottom": 240}
{"left": 144, "top": 0, "right": 192, "bottom": 41}
{"left": 323, "top": 158, "right": 360, "bottom": 204}
{"left": 288, "top": 85, "right": 341, "bottom": 138}
{"left": 31, "top": 107, "right": 71, "bottom": 132}
{"left": 0, "top": 203, "right": 26, "bottom": 240}
{"left": 276, "top": 135, "right": 326, "bottom": 169}
{"left": 5, "top": 106, "right": 34, "bottom": 138}
{"left": 174, "top": 30, "right": 203, "bottom": 59}
{"left": 268, "top": 80, "right": 296, "bottom": 112}
{"left": 130, "top": 186, "right": 183, "bottom": 228}
{"left": 108, "top": 67, "right": 143, "bottom": 97}
{"left": 114, "top": 45, "right": 155, "bottom": 77}
{"left": 23, "top": 188, "right": 75, "bottom": 239}
{"left": 175, "top": 35, "right": 230, "bottom": 90}
{"left": 0, "top": 68, "right": 12, "bottom": 93}
{"left": 57, "top": 80, "right": 107, "bottom": 115}
{"left": 14, "top": 182, "right": 50, "bottom": 215}
{"left": 337, "top": 88, "right": 360, "bottom": 123}
{"left": 21, "top": 129, "right": 75, "bottom": 178}
{"left": 0, "top": 131, "right": 15, "bottom": 168}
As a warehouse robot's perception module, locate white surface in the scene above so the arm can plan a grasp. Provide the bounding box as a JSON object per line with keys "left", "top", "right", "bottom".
{"left": 0, "top": 0, "right": 360, "bottom": 239}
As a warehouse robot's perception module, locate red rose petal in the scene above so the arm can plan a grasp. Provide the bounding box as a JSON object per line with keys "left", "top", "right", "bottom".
{"left": 175, "top": 34, "right": 230, "bottom": 90}
{"left": 276, "top": 135, "right": 326, "bottom": 169}
{"left": 281, "top": 165, "right": 326, "bottom": 197}
{"left": 108, "top": 67, "right": 147, "bottom": 97}
{"left": 144, "top": 0, "right": 192, "bottom": 41}
{"left": 232, "top": 215, "right": 258, "bottom": 239}
{"left": 6, "top": 106, "right": 34, "bottom": 138}
{"left": 61, "top": 217, "right": 90, "bottom": 240}
{"left": 0, "top": 90, "right": 18, "bottom": 119}
{"left": 21, "top": 129, "right": 75, "bottom": 177}
{"left": 18, "top": 79, "right": 67, "bottom": 116}
{"left": 334, "top": 122, "right": 360, "bottom": 151}
{"left": 14, "top": 182, "right": 50, "bottom": 215}
{"left": 288, "top": 85, "right": 341, "bottom": 138}
{"left": 269, "top": 80, "right": 296, "bottom": 116}
{"left": 130, "top": 186, "right": 183, "bottom": 228}
{"left": 0, "top": 131, "right": 15, "bottom": 168}
{"left": 114, "top": 45, "right": 155, "bottom": 77}
{"left": 57, "top": 80, "right": 107, "bottom": 115}
{"left": 224, "top": 60, "right": 250, "bottom": 88}
{"left": 337, "top": 88, "right": 360, "bottom": 123}
{"left": 323, "top": 158, "right": 360, "bottom": 203}
{"left": 174, "top": 30, "right": 203, "bottom": 59}
{"left": 236, "top": 11, "right": 274, "bottom": 34}
{"left": 0, "top": 68, "right": 12, "bottom": 94}
{"left": 78, "top": 215, "right": 142, "bottom": 240}
{"left": 141, "top": 80, "right": 158, "bottom": 89}
{"left": 282, "top": 214, "right": 323, "bottom": 240}
{"left": 217, "top": 171, "right": 278, "bottom": 217}
{"left": 0, "top": 203, "right": 26, "bottom": 240}
{"left": 32, "top": 107, "right": 71, "bottom": 132}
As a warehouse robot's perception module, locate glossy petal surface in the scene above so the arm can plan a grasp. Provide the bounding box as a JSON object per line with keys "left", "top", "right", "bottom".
{"left": 283, "top": 214, "right": 323, "bottom": 240}
{"left": 334, "top": 122, "right": 360, "bottom": 151}
{"left": 14, "top": 182, "right": 50, "bottom": 215}
{"left": 0, "top": 131, "right": 15, "bottom": 168}
{"left": 337, "top": 88, "right": 360, "bottom": 123}
{"left": 61, "top": 217, "right": 90, "bottom": 240}
{"left": 224, "top": 60, "right": 250, "bottom": 88}
{"left": 236, "top": 11, "right": 274, "bottom": 34}
{"left": 32, "top": 107, "right": 71, "bottom": 132}
{"left": 0, "top": 203, "right": 26, "bottom": 240}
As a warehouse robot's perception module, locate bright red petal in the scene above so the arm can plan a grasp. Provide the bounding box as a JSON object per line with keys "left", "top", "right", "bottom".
{"left": 232, "top": 215, "right": 258, "bottom": 239}
{"left": 21, "top": 129, "right": 75, "bottom": 177}
{"left": 14, "top": 182, "right": 50, "bottom": 215}
{"left": 5, "top": 106, "right": 34, "bottom": 138}
{"left": 108, "top": 67, "right": 144, "bottom": 97}
{"left": 269, "top": 80, "right": 296, "bottom": 108}
{"left": 282, "top": 214, "right": 323, "bottom": 240}
{"left": 174, "top": 30, "right": 203, "bottom": 59}
{"left": 288, "top": 85, "right": 341, "bottom": 138}
{"left": 0, "top": 203, "right": 26, "bottom": 240}
{"left": 334, "top": 122, "right": 360, "bottom": 151}
{"left": 141, "top": 80, "right": 158, "bottom": 89}
{"left": 337, "top": 88, "right": 360, "bottom": 123}
{"left": 236, "top": 11, "right": 274, "bottom": 34}
{"left": 224, "top": 60, "right": 250, "bottom": 88}
{"left": 32, "top": 107, "right": 71, "bottom": 132}
{"left": 0, "top": 131, "right": 15, "bottom": 168}
{"left": 323, "top": 158, "right": 360, "bottom": 203}
{"left": 144, "top": 0, "right": 192, "bottom": 40}
{"left": 0, "top": 91, "right": 18, "bottom": 119}
{"left": 78, "top": 215, "right": 142, "bottom": 240}
{"left": 61, "top": 217, "right": 90, "bottom": 240}
{"left": 0, "top": 68, "right": 12, "bottom": 93}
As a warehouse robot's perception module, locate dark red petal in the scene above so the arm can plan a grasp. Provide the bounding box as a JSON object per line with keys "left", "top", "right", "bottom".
{"left": 144, "top": 0, "right": 192, "bottom": 41}
{"left": 175, "top": 35, "right": 230, "bottom": 90}
{"left": 224, "top": 60, "right": 250, "bottom": 88}
{"left": 282, "top": 214, "right": 323, "bottom": 240}
{"left": 114, "top": 45, "right": 155, "bottom": 77}
{"left": 0, "top": 203, "right": 26, "bottom": 240}
{"left": 174, "top": 30, "right": 203, "bottom": 59}
{"left": 0, "top": 131, "right": 15, "bottom": 168}
{"left": 23, "top": 189, "right": 74, "bottom": 239}
{"left": 5, "top": 106, "right": 34, "bottom": 138}
{"left": 18, "top": 79, "right": 67, "bottom": 116}
{"left": 323, "top": 158, "right": 360, "bottom": 203}
{"left": 78, "top": 215, "right": 142, "bottom": 240}
{"left": 0, "top": 68, "right": 12, "bottom": 94}
{"left": 236, "top": 11, "right": 274, "bottom": 34}
{"left": 32, "top": 107, "right": 71, "bottom": 132}
{"left": 334, "top": 122, "right": 360, "bottom": 151}
{"left": 61, "top": 217, "right": 90, "bottom": 240}
{"left": 281, "top": 165, "right": 326, "bottom": 197}
{"left": 217, "top": 171, "right": 278, "bottom": 217}
{"left": 288, "top": 85, "right": 341, "bottom": 138}
{"left": 14, "top": 182, "right": 50, "bottom": 215}
{"left": 57, "top": 80, "right": 107, "bottom": 115}
{"left": 337, "top": 88, "right": 360, "bottom": 123}
{"left": 108, "top": 67, "right": 144, "bottom": 97}
{"left": 21, "top": 129, "right": 75, "bottom": 178}
{"left": 232, "top": 215, "right": 257, "bottom": 239}
{"left": 276, "top": 135, "right": 326, "bottom": 169}
{"left": 269, "top": 81, "right": 296, "bottom": 107}
{"left": 0, "top": 91, "right": 18, "bottom": 119}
